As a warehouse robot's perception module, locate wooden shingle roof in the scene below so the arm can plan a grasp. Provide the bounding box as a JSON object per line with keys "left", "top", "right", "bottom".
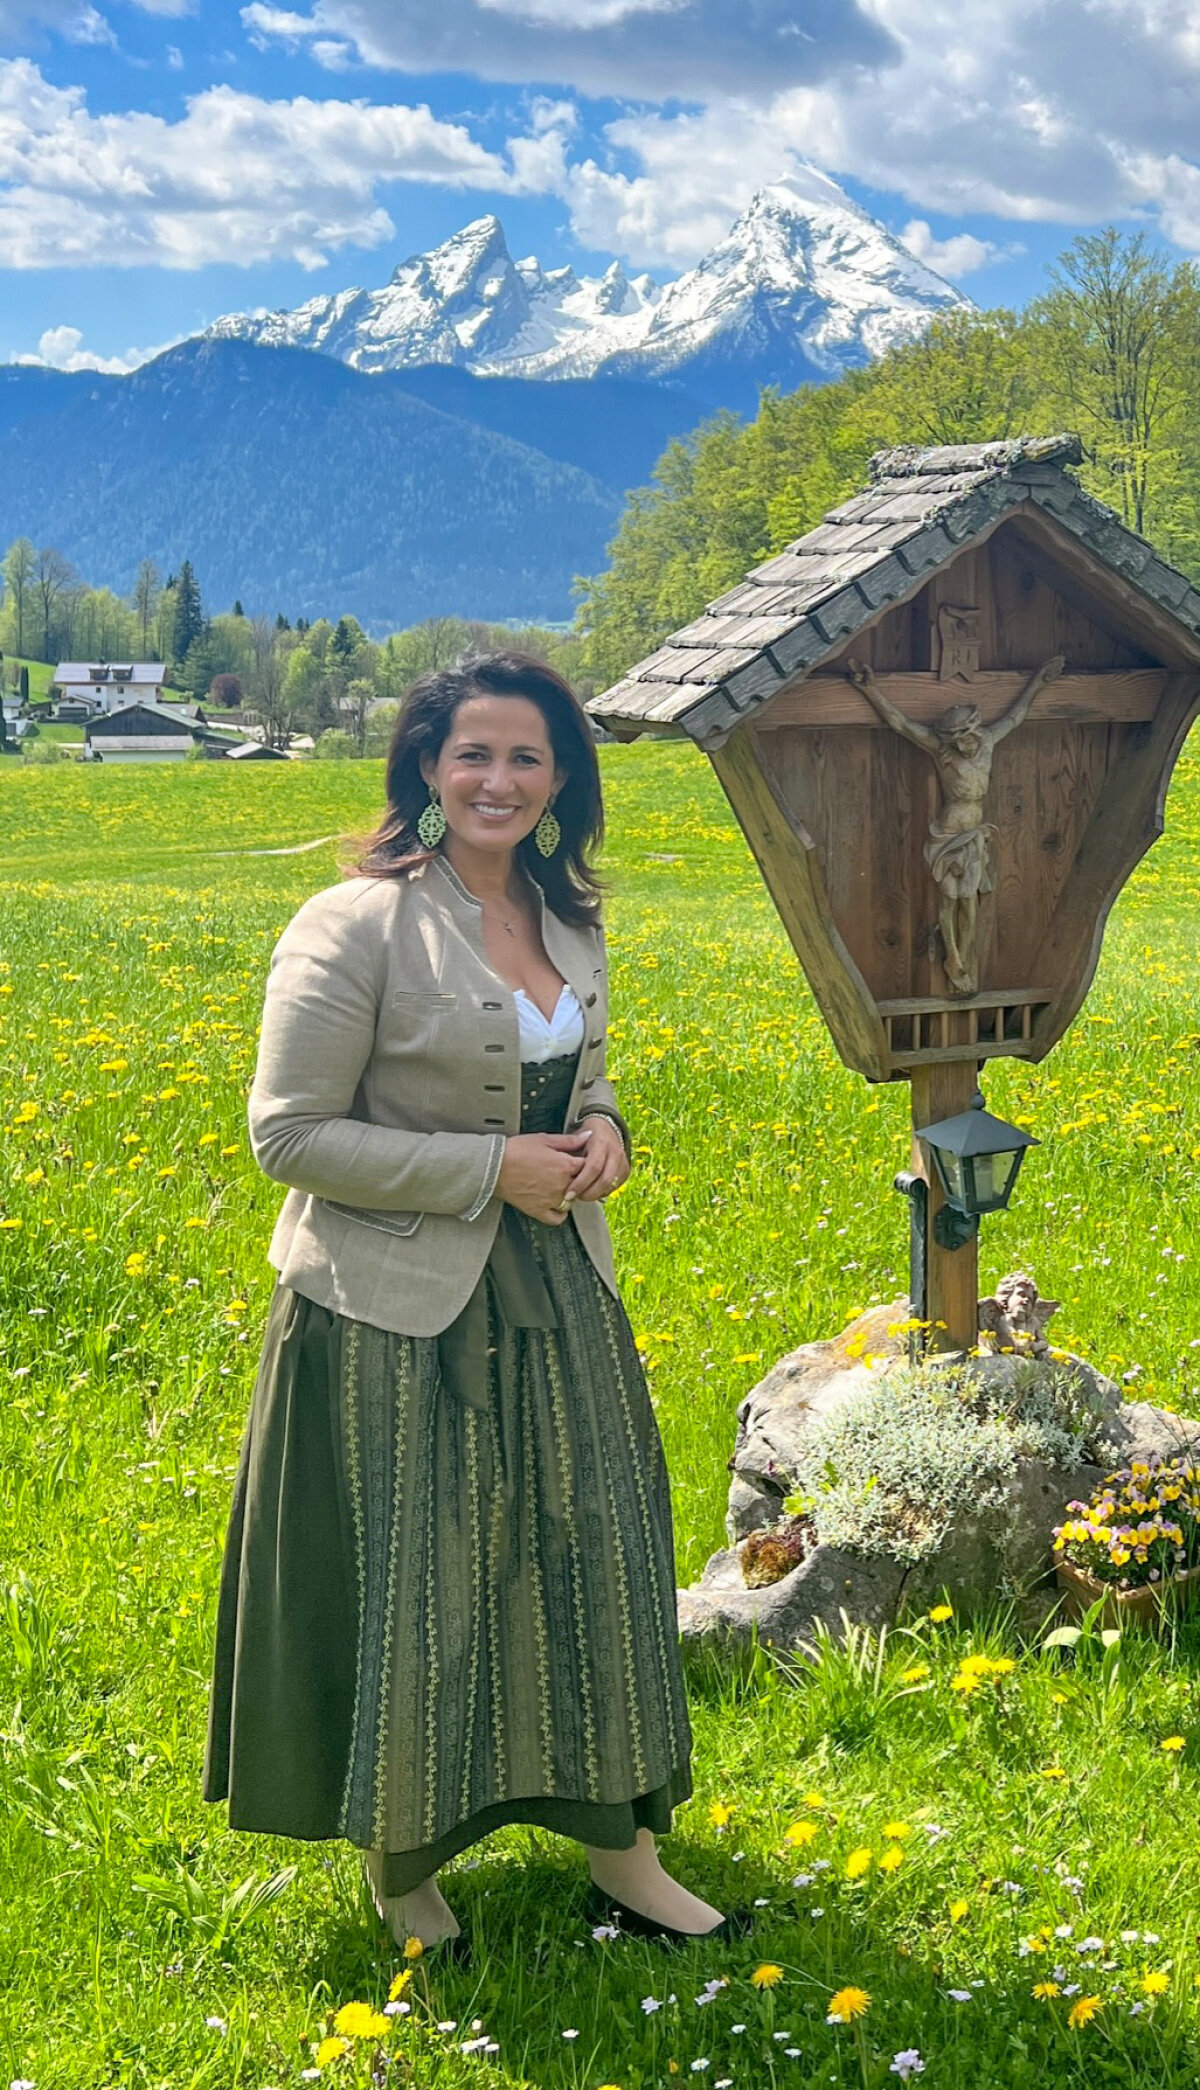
{"left": 586, "top": 433, "right": 1200, "bottom": 749}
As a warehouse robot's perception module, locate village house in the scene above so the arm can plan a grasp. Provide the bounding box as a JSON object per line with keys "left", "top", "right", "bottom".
{"left": 84, "top": 699, "right": 242, "bottom": 763}
{"left": 51, "top": 662, "right": 168, "bottom": 718}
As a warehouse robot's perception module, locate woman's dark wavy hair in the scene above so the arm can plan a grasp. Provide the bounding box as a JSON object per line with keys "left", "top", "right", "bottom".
{"left": 345, "top": 652, "right": 605, "bottom": 927}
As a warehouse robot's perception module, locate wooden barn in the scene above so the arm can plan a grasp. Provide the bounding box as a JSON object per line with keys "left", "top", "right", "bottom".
{"left": 588, "top": 435, "right": 1200, "bottom": 1088}
{"left": 85, "top": 700, "right": 239, "bottom": 763}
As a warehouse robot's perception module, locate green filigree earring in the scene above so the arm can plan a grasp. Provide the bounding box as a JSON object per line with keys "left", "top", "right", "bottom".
{"left": 417, "top": 784, "right": 447, "bottom": 848}
{"left": 534, "top": 797, "right": 561, "bottom": 858}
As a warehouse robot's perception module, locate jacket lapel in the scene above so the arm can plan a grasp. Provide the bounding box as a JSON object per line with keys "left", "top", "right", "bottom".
{"left": 535, "top": 885, "right": 595, "bottom": 1014}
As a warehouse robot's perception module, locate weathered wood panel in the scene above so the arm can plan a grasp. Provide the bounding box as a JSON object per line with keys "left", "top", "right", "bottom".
{"left": 987, "top": 723, "right": 1112, "bottom": 986}
{"left": 710, "top": 725, "right": 889, "bottom": 1080}
{"left": 1009, "top": 510, "right": 1200, "bottom": 669}
{"left": 753, "top": 669, "right": 1168, "bottom": 732}
{"left": 988, "top": 526, "right": 1153, "bottom": 669}
{"left": 1027, "top": 672, "right": 1200, "bottom": 1055}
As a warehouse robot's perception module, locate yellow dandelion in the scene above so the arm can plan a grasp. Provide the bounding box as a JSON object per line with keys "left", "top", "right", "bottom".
{"left": 951, "top": 1671, "right": 982, "bottom": 1696}
{"left": 315, "top": 2035, "right": 350, "bottom": 2065}
{"left": 125, "top": 1250, "right": 147, "bottom": 1276}
{"left": 784, "top": 1819, "right": 819, "bottom": 1847}
{"left": 900, "top": 1665, "right": 929, "bottom": 1685}
{"left": 750, "top": 1963, "right": 785, "bottom": 1989}
{"left": 802, "top": 1790, "right": 826, "bottom": 1808}
{"left": 949, "top": 1899, "right": 969, "bottom": 1923}
{"left": 929, "top": 1603, "right": 954, "bottom": 1623}
{"left": 1160, "top": 1735, "right": 1186, "bottom": 1752}
{"left": 387, "top": 1970, "right": 413, "bottom": 2002}
{"left": 403, "top": 1936, "right": 424, "bottom": 1960}
{"left": 1032, "top": 1982, "right": 1060, "bottom": 2001}
{"left": 988, "top": 1657, "right": 1016, "bottom": 1675}
{"left": 1039, "top": 1766, "right": 1067, "bottom": 1780}
{"left": 844, "top": 1847, "right": 873, "bottom": 1880}
{"left": 709, "top": 1799, "right": 736, "bottom": 1828}
{"left": 332, "top": 2001, "right": 390, "bottom": 2038}
{"left": 827, "top": 1986, "right": 871, "bottom": 2022}
{"left": 1141, "top": 1970, "right": 1170, "bottom": 1995}
{"left": 1068, "top": 1995, "right": 1101, "bottom": 2029}
{"left": 879, "top": 1845, "right": 904, "bottom": 1874}
{"left": 882, "top": 1821, "right": 911, "bottom": 1840}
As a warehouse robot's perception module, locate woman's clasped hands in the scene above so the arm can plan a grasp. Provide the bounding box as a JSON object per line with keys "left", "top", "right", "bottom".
{"left": 496, "top": 1120, "right": 630, "bottom": 1225}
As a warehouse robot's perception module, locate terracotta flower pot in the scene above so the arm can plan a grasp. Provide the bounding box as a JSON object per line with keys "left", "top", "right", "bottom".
{"left": 1055, "top": 1556, "right": 1200, "bottom": 1628}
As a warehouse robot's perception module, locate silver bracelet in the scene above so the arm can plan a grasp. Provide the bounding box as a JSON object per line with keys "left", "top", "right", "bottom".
{"left": 577, "top": 1106, "right": 631, "bottom": 1163}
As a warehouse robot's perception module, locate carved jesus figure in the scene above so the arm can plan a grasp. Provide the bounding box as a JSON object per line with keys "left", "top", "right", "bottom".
{"left": 845, "top": 653, "right": 1065, "bottom": 995}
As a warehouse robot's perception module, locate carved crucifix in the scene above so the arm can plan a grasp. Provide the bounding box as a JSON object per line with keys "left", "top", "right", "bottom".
{"left": 845, "top": 653, "right": 1066, "bottom": 996}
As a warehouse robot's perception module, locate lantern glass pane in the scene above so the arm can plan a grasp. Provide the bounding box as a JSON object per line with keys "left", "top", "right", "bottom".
{"left": 967, "top": 1148, "right": 1020, "bottom": 1212}
{"left": 936, "top": 1151, "right": 967, "bottom": 1205}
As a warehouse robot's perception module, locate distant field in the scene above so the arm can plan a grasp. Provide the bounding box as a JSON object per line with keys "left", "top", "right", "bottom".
{"left": 5, "top": 742, "right": 1200, "bottom": 2088}
{"left": 6, "top": 654, "right": 54, "bottom": 701}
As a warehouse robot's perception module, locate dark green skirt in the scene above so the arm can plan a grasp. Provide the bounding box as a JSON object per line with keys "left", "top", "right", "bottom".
{"left": 202, "top": 1175, "right": 694, "bottom": 1896}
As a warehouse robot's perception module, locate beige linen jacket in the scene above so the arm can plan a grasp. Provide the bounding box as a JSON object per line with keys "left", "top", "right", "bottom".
{"left": 247, "top": 852, "right": 631, "bottom": 1336}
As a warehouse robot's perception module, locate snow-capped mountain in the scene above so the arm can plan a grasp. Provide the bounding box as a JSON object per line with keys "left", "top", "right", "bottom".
{"left": 204, "top": 171, "right": 968, "bottom": 403}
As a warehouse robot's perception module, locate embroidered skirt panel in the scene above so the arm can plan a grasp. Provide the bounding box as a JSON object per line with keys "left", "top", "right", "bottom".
{"left": 202, "top": 1054, "right": 694, "bottom": 1895}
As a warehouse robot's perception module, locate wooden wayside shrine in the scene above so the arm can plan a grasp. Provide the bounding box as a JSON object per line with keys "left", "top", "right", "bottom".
{"left": 587, "top": 435, "right": 1200, "bottom": 1351}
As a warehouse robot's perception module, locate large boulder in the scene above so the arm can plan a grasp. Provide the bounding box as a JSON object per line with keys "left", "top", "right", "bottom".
{"left": 679, "top": 1306, "right": 1199, "bottom": 1653}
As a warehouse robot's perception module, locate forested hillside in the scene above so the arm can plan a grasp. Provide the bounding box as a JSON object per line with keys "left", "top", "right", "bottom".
{"left": 577, "top": 232, "right": 1200, "bottom": 684}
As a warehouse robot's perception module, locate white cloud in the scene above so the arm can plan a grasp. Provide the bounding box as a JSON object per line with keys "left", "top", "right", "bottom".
{"left": 0, "top": 60, "right": 569, "bottom": 270}
{"left": 899, "top": 220, "right": 1006, "bottom": 278}
{"left": 0, "top": 0, "right": 188, "bottom": 33}
{"left": 65, "top": 7, "right": 118, "bottom": 42}
{"left": 259, "top": 0, "right": 1200, "bottom": 262}
{"left": 238, "top": 0, "right": 897, "bottom": 101}
{"left": 8, "top": 321, "right": 181, "bottom": 370}
{"left": 474, "top": 0, "right": 680, "bottom": 23}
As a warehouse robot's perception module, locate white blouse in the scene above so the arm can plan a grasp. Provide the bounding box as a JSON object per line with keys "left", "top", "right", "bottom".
{"left": 514, "top": 981, "right": 586, "bottom": 1063}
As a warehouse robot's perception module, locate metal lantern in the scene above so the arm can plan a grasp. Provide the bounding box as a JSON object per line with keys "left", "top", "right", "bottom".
{"left": 914, "top": 1092, "right": 1039, "bottom": 1249}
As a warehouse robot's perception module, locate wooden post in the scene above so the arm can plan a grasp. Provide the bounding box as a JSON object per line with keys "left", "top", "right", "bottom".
{"left": 910, "top": 1061, "right": 979, "bottom": 1353}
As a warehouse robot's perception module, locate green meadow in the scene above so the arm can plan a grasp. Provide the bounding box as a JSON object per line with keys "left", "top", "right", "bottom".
{"left": 4, "top": 743, "right": 1200, "bottom": 2089}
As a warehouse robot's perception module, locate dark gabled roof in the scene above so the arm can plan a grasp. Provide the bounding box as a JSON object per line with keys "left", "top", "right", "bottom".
{"left": 86, "top": 699, "right": 193, "bottom": 730}
{"left": 586, "top": 433, "right": 1200, "bottom": 748}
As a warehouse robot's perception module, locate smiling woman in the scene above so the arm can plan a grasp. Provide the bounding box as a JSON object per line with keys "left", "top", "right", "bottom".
{"left": 200, "top": 650, "right": 751, "bottom": 1958}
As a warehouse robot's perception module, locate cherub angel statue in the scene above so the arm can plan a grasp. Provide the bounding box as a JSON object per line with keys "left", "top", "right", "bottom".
{"left": 977, "top": 1272, "right": 1061, "bottom": 1358}
{"left": 845, "top": 653, "right": 1065, "bottom": 995}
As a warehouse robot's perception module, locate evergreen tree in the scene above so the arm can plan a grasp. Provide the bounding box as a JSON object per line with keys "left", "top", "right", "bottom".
{"left": 171, "top": 561, "right": 205, "bottom": 664}
{"left": 275, "top": 612, "right": 291, "bottom": 631}
{"left": 331, "top": 614, "right": 365, "bottom": 659}
{"left": 232, "top": 599, "right": 244, "bottom": 618}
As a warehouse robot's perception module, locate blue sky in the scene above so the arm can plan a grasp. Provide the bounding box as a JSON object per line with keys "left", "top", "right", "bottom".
{"left": 3, "top": 0, "right": 1198, "bottom": 371}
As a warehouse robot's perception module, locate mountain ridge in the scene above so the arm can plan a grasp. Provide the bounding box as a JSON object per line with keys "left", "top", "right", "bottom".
{"left": 0, "top": 339, "right": 626, "bottom": 631}
{"left": 204, "top": 172, "right": 968, "bottom": 412}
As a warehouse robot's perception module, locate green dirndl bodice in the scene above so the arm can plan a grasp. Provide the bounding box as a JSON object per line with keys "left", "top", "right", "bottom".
{"left": 201, "top": 1050, "right": 694, "bottom": 1896}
